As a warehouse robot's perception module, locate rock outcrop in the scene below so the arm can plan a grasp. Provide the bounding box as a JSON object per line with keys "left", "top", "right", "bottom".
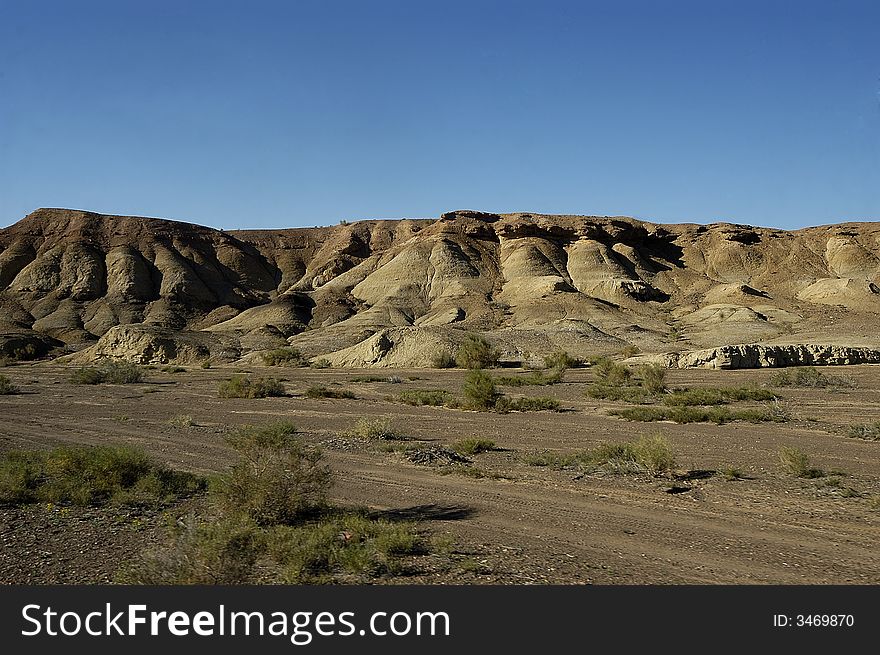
{"left": 675, "top": 344, "right": 880, "bottom": 369}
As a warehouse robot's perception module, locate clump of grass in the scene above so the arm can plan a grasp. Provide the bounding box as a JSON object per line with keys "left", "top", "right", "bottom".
{"left": 720, "top": 466, "right": 745, "bottom": 481}
{"left": 0, "top": 446, "right": 204, "bottom": 507}
{"left": 611, "top": 405, "right": 784, "bottom": 424}
{"left": 0, "top": 374, "right": 19, "bottom": 395}
{"left": 495, "top": 369, "right": 564, "bottom": 386}
{"left": 462, "top": 368, "right": 502, "bottom": 409}
{"left": 431, "top": 349, "right": 456, "bottom": 369}
{"left": 452, "top": 438, "right": 499, "bottom": 455}
{"left": 618, "top": 344, "right": 641, "bottom": 358}
{"left": 304, "top": 385, "right": 355, "bottom": 399}
{"left": 770, "top": 366, "right": 852, "bottom": 389}
{"left": 525, "top": 435, "right": 675, "bottom": 476}
{"left": 348, "top": 416, "right": 407, "bottom": 441}
{"left": 496, "top": 396, "right": 561, "bottom": 412}
{"left": 543, "top": 350, "right": 579, "bottom": 370}
{"left": 350, "top": 375, "right": 401, "bottom": 383}
{"left": 218, "top": 375, "right": 286, "bottom": 398}
{"left": 455, "top": 334, "right": 500, "bottom": 369}
{"left": 778, "top": 446, "right": 825, "bottom": 478}
{"left": 639, "top": 363, "right": 667, "bottom": 394}
{"left": 70, "top": 360, "right": 145, "bottom": 385}
{"left": 592, "top": 357, "right": 633, "bottom": 385}
{"left": 310, "top": 358, "right": 332, "bottom": 369}
{"left": 663, "top": 386, "right": 778, "bottom": 406}
{"left": 846, "top": 421, "right": 880, "bottom": 441}
{"left": 168, "top": 414, "right": 195, "bottom": 428}
{"left": 261, "top": 347, "right": 307, "bottom": 367}
{"left": 399, "top": 389, "right": 450, "bottom": 406}
{"left": 200, "top": 360, "right": 212, "bottom": 369}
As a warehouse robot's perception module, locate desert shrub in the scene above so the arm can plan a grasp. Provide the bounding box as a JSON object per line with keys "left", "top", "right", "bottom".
{"left": 462, "top": 369, "right": 501, "bottom": 410}
{"left": 310, "top": 358, "right": 332, "bottom": 369}
{"left": 168, "top": 414, "right": 195, "bottom": 428}
{"left": 349, "top": 416, "right": 406, "bottom": 440}
{"left": 399, "top": 389, "right": 450, "bottom": 406}
{"left": 218, "top": 375, "right": 286, "bottom": 398}
{"left": 770, "top": 366, "right": 852, "bottom": 389}
{"left": 304, "top": 385, "right": 355, "bottom": 399}
{"left": 9, "top": 343, "right": 39, "bottom": 361}
{"left": 610, "top": 406, "right": 783, "bottom": 424}
{"left": 261, "top": 347, "right": 306, "bottom": 367}
{"left": 592, "top": 357, "right": 632, "bottom": 385}
{"left": 201, "top": 360, "right": 212, "bottom": 369}
{"left": 778, "top": 446, "right": 825, "bottom": 478}
{"left": 639, "top": 364, "right": 667, "bottom": 394}
{"left": 161, "top": 365, "right": 186, "bottom": 374}
{"left": 663, "top": 386, "right": 778, "bottom": 406}
{"left": 220, "top": 422, "right": 332, "bottom": 525}
{"left": 70, "top": 360, "right": 145, "bottom": 385}
{"left": 618, "top": 345, "right": 640, "bottom": 358}
{"left": 452, "top": 438, "right": 499, "bottom": 456}
{"left": 585, "top": 384, "right": 655, "bottom": 404}
{"left": 544, "top": 350, "right": 578, "bottom": 371}
{"left": 455, "top": 334, "right": 500, "bottom": 369}
{"left": 0, "top": 374, "right": 19, "bottom": 395}
{"left": 497, "top": 396, "right": 560, "bottom": 412}
{"left": 495, "top": 370, "right": 564, "bottom": 386}
{"left": 431, "top": 350, "right": 457, "bottom": 369}
{"left": 525, "top": 435, "right": 675, "bottom": 476}
{"left": 846, "top": 421, "right": 880, "bottom": 441}
{"left": 350, "top": 375, "right": 397, "bottom": 383}
{"left": 0, "top": 445, "right": 204, "bottom": 507}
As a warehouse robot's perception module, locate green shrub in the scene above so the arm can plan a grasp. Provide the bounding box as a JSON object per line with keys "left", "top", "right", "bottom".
{"left": 304, "top": 385, "right": 355, "bottom": 399}
{"left": 0, "top": 374, "right": 19, "bottom": 395}
{"left": 462, "top": 369, "right": 501, "bottom": 410}
{"left": 0, "top": 445, "right": 204, "bottom": 507}
{"left": 846, "top": 421, "right": 880, "bottom": 441}
{"left": 70, "top": 360, "right": 145, "bottom": 385}
{"left": 610, "top": 406, "right": 783, "bottom": 424}
{"left": 778, "top": 446, "right": 825, "bottom": 478}
{"left": 497, "top": 396, "right": 560, "bottom": 412}
{"left": 431, "top": 350, "right": 457, "bottom": 369}
{"left": 399, "top": 389, "right": 450, "bottom": 406}
{"left": 455, "top": 334, "right": 500, "bottom": 369}
{"left": 218, "top": 375, "right": 286, "bottom": 398}
{"left": 592, "top": 357, "right": 632, "bottom": 385}
{"left": 662, "top": 386, "right": 778, "bottom": 406}
{"left": 310, "top": 358, "right": 332, "bottom": 369}
{"left": 168, "top": 414, "right": 195, "bottom": 428}
{"left": 770, "top": 366, "right": 852, "bottom": 389}
{"left": 348, "top": 416, "right": 406, "bottom": 440}
{"left": 261, "top": 347, "right": 306, "bottom": 367}
{"left": 220, "top": 422, "right": 332, "bottom": 525}
{"left": 452, "top": 438, "right": 498, "bottom": 455}
{"left": 524, "top": 435, "right": 675, "bottom": 476}
{"left": 639, "top": 364, "right": 667, "bottom": 394}
{"left": 544, "top": 351, "right": 578, "bottom": 370}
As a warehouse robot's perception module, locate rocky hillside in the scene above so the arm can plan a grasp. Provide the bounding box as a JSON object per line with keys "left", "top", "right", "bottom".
{"left": 1, "top": 207, "right": 879, "bottom": 366}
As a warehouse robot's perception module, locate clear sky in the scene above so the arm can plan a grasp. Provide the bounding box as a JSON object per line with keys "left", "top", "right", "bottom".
{"left": 1, "top": 0, "right": 877, "bottom": 230}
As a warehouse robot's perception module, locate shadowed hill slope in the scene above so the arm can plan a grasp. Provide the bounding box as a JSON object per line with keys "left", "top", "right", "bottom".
{"left": 2, "top": 208, "right": 879, "bottom": 366}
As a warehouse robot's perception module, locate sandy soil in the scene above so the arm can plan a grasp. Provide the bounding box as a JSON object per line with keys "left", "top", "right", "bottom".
{"left": 1, "top": 362, "right": 878, "bottom": 584}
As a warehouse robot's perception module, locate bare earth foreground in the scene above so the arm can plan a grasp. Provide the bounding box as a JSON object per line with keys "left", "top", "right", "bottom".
{"left": 1, "top": 362, "right": 878, "bottom": 585}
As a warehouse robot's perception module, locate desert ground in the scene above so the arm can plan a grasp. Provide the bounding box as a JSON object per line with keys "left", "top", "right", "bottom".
{"left": 1, "top": 361, "right": 878, "bottom": 584}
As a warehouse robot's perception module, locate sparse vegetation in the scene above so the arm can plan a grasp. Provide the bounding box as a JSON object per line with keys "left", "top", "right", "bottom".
{"left": 350, "top": 375, "right": 401, "bottom": 383}
{"left": 452, "top": 438, "right": 499, "bottom": 455}
{"left": 0, "top": 445, "right": 204, "bottom": 507}
{"left": 310, "top": 358, "right": 332, "bottom": 369}
{"left": 543, "top": 350, "right": 579, "bottom": 370}
{"left": 611, "top": 405, "right": 785, "bottom": 424}
{"left": 304, "top": 385, "right": 355, "bottom": 399}
{"left": 525, "top": 435, "right": 675, "bottom": 476}
{"left": 585, "top": 384, "right": 656, "bottom": 404}
{"left": 846, "top": 421, "right": 880, "bottom": 441}
{"left": 218, "top": 375, "right": 286, "bottom": 398}
{"left": 495, "top": 369, "right": 564, "bottom": 386}
{"left": 495, "top": 396, "right": 561, "bottom": 412}
{"left": 168, "top": 414, "right": 195, "bottom": 428}
{"left": 121, "top": 422, "right": 428, "bottom": 584}
{"left": 778, "top": 446, "right": 825, "bottom": 478}
{"left": 462, "top": 369, "right": 502, "bottom": 409}
{"left": 770, "top": 366, "right": 852, "bottom": 389}
{"left": 662, "top": 386, "right": 778, "bottom": 406}
{"left": 455, "top": 334, "right": 500, "bottom": 369}
{"left": 70, "top": 360, "right": 145, "bottom": 385}
{"left": 399, "top": 389, "right": 450, "bottom": 406}
{"left": 261, "top": 347, "right": 307, "bottom": 367}
{"left": 0, "top": 374, "right": 19, "bottom": 395}
{"left": 592, "top": 357, "right": 633, "bottom": 386}
{"left": 639, "top": 363, "right": 667, "bottom": 394}
{"left": 431, "top": 349, "right": 456, "bottom": 369}
{"left": 348, "top": 416, "right": 407, "bottom": 440}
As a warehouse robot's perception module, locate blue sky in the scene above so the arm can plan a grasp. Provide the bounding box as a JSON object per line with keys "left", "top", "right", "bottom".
{"left": 1, "top": 0, "right": 877, "bottom": 230}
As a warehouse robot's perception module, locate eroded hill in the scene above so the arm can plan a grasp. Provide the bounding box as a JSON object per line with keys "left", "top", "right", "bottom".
{"left": 1, "top": 208, "right": 879, "bottom": 366}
